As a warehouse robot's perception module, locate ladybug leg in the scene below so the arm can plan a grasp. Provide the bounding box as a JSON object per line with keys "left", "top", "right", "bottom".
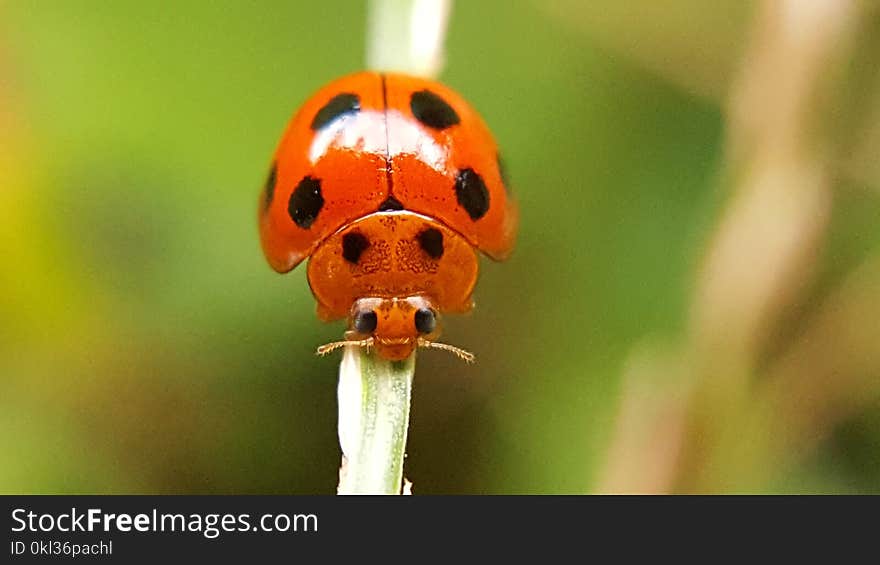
{"left": 316, "top": 337, "right": 374, "bottom": 357}
{"left": 416, "top": 338, "right": 475, "bottom": 363}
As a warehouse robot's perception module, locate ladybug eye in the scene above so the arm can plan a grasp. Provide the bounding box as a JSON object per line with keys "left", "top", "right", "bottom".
{"left": 414, "top": 308, "right": 436, "bottom": 334}
{"left": 353, "top": 310, "right": 378, "bottom": 334}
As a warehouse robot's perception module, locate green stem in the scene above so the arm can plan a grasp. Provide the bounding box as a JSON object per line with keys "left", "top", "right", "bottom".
{"left": 335, "top": 0, "right": 448, "bottom": 496}
{"left": 337, "top": 346, "right": 416, "bottom": 494}
{"left": 366, "top": 0, "right": 451, "bottom": 76}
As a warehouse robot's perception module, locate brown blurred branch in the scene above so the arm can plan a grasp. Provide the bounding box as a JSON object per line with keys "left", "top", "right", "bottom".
{"left": 598, "top": 0, "right": 873, "bottom": 493}
{"left": 760, "top": 254, "right": 880, "bottom": 466}
{"left": 691, "top": 0, "right": 859, "bottom": 368}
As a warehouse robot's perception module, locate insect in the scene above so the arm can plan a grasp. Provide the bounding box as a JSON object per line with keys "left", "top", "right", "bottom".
{"left": 259, "top": 72, "right": 517, "bottom": 362}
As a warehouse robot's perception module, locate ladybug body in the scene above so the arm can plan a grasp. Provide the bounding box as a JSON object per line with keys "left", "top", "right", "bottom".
{"left": 259, "top": 72, "right": 517, "bottom": 361}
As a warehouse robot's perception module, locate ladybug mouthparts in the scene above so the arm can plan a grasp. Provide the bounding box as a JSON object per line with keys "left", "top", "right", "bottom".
{"left": 314, "top": 292, "right": 475, "bottom": 362}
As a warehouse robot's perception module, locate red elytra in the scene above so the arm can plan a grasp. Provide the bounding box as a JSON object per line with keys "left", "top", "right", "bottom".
{"left": 259, "top": 71, "right": 517, "bottom": 361}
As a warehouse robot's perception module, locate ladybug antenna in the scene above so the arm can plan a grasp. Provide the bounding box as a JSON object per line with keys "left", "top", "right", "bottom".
{"left": 316, "top": 337, "right": 374, "bottom": 357}
{"left": 417, "top": 338, "right": 475, "bottom": 363}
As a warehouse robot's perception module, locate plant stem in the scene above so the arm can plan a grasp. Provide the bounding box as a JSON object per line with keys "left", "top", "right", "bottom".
{"left": 334, "top": 0, "right": 450, "bottom": 496}
{"left": 366, "top": 0, "right": 451, "bottom": 76}
{"left": 336, "top": 346, "right": 416, "bottom": 494}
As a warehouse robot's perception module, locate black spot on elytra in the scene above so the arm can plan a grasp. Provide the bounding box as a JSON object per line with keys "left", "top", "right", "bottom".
{"left": 263, "top": 162, "right": 277, "bottom": 210}
{"left": 454, "top": 168, "right": 490, "bottom": 220}
{"left": 377, "top": 195, "right": 404, "bottom": 211}
{"left": 342, "top": 232, "right": 369, "bottom": 264}
{"left": 414, "top": 308, "right": 436, "bottom": 334}
{"left": 311, "top": 93, "right": 360, "bottom": 130}
{"left": 288, "top": 176, "right": 324, "bottom": 229}
{"left": 417, "top": 228, "right": 444, "bottom": 259}
{"left": 410, "top": 90, "right": 460, "bottom": 130}
{"left": 354, "top": 310, "right": 378, "bottom": 334}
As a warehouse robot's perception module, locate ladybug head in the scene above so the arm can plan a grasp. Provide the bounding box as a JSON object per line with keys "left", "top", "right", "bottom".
{"left": 316, "top": 295, "right": 474, "bottom": 363}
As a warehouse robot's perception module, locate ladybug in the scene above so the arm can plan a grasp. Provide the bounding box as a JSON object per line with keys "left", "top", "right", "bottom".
{"left": 259, "top": 72, "right": 517, "bottom": 362}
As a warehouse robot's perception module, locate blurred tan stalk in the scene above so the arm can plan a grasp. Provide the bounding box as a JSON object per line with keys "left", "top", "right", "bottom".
{"left": 598, "top": 0, "right": 875, "bottom": 493}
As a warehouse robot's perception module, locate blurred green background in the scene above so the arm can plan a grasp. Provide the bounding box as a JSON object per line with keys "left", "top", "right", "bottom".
{"left": 2, "top": 0, "right": 879, "bottom": 494}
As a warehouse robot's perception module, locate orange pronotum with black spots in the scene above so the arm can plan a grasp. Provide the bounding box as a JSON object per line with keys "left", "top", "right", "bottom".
{"left": 259, "top": 72, "right": 518, "bottom": 361}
